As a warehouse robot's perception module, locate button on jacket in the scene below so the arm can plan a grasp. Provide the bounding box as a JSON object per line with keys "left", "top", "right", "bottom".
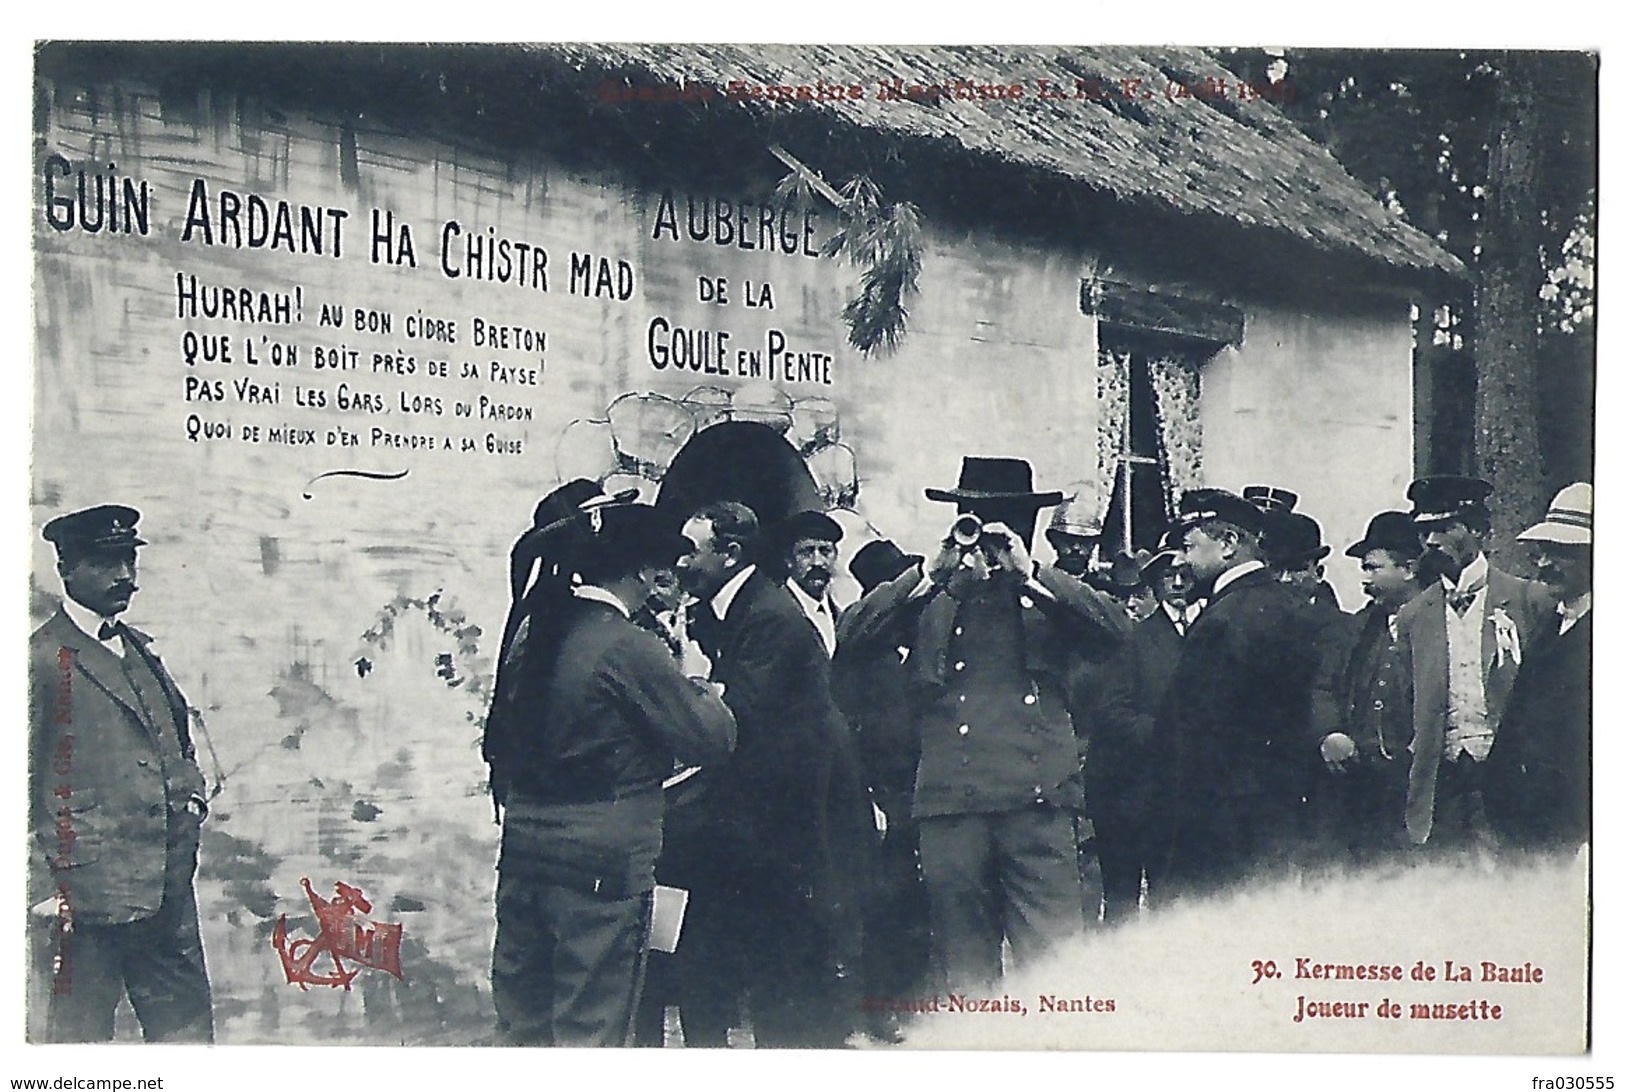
{"left": 840, "top": 564, "right": 1129, "bottom": 819}
{"left": 29, "top": 609, "right": 205, "bottom": 925}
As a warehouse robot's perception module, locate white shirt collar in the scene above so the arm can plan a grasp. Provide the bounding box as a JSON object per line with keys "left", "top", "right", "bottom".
{"left": 710, "top": 564, "right": 756, "bottom": 622}
{"left": 62, "top": 597, "right": 124, "bottom": 655}
{"left": 786, "top": 577, "right": 837, "bottom": 655}
{"left": 1162, "top": 600, "right": 1201, "bottom": 628}
{"left": 1212, "top": 559, "right": 1266, "bottom": 598}
{"left": 1558, "top": 592, "right": 1592, "bottom": 632}
{"left": 1442, "top": 552, "right": 1489, "bottom": 593}
{"left": 572, "top": 584, "right": 632, "bottom": 619}
{"left": 785, "top": 576, "right": 826, "bottom": 616}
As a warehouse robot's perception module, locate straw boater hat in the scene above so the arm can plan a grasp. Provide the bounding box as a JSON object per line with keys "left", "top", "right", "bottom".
{"left": 1517, "top": 482, "right": 1592, "bottom": 546}
{"left": 1046, "top": 493, "right": 1104, "bottom": 540}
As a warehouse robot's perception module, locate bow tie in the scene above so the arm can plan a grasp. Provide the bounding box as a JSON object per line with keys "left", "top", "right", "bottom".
{"left": 96, "top": 620, "right": 122, "bottom": 641}
{"left": 1447, "top": 582, "right": 1484, "bottom": 616}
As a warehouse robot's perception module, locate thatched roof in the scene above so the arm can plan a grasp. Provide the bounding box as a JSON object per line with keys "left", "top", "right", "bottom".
{"left": 537, "top": 43, "right": 1465, "bottom": 283}
{"left": 35, "top": 42, "right": 1466, "bottom": 288}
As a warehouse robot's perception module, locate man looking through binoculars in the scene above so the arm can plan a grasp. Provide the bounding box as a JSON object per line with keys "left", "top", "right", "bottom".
{"left": 839, "top": 458, "right": 1129, "bottom": 990}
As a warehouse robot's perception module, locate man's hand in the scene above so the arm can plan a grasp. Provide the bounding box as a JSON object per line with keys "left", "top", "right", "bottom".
{"left": 927, "top": 534, "right": 963, "bottom": 587}
{"left": 981, "top": 522, "right": 1034, "bottom": 581}
{"left": 1320, "top": 732, "right": 1357, "bottom": 774}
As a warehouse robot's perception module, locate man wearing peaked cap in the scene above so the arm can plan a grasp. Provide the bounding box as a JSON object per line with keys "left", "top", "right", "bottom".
{"left": 489, "top": 501, "right": 736, "bottom": 1047}
{"left": 29, "top": 505, "right": 214, "bottom": 1043}
{"left": 1482, "top": 483, "right": 1592, "bottom": 849}
{"left": 1157, "top": 487, "right": 1323, "bottom": 892}
{"left": 1308, "top": 511, "right": 1427, "bottom": 861}
{"left": 840, "top": 456, "right": 1127, "bottom": 991}
{"left": 1394, "top": 475, "right": 1556, "bottom": 848}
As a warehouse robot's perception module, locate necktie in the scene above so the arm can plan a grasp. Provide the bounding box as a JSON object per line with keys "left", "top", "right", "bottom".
{"left": 1448, "top": 582, "right": 1483, "bottom": 616}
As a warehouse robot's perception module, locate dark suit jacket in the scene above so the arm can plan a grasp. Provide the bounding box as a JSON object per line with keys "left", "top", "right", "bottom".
{"left": 832, "top": 591, "right": 920, "bottom": 824}
{"left": 1481, "top": 610, "right": 1589, "bottom": 848}
{"left": 29, "top": 608, "right": 205, "bottom": 925}
{"left": 1394, "top": 565, "right": 1556, "bottom": 843}
{"left": 699, "top": 569, "right": 874, "bottom": 940}
{"left": 1160, "top": 565, "right": 1321, "bottom": 825}
{"left": 1088, "top": 606, "right": 1184, "bottom": 831}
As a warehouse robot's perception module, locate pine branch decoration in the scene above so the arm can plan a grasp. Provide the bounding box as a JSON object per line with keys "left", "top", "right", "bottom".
{"left": 771, "top": 147, "right": 924, "bottom": 356}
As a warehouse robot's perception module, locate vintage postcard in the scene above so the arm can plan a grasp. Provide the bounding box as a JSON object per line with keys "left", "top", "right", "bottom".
{"left": 20, "top": 34, "right": 1603, "bottom": 1081}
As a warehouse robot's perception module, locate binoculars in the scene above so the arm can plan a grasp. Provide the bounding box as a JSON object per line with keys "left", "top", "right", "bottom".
{"left": 951, "top": 512, "right": 1011, "bottom": 550}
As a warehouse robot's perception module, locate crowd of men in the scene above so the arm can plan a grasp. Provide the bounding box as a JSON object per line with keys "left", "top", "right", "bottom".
{"left": 26, "top": 461, "right": 1591, "bottom": 1046}
{"left": 474, "top": 458, "right": 1592, "bottom": 1047}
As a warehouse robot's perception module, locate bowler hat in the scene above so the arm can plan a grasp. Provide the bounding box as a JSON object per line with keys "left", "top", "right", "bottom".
{"left": 1518, "top": 482, "right": 1592, "bottom": 546}
{"left": 1175, "top": 488, "right": 1265, "bottom": 535}
{"left": 1407, "top": 475, "right": 1492, "bottom": 526}
{"left": 1263, "top": 511, "right": 1331, "bottom": 569}
{"left": 42, "top": 504, "right": 146, "bottom": 556}
{"left": 849, "top": 539, "right": 923, "bottom": 594}
{"left": 926, "top": 457, "right": 1063, "bottom": 507}
{"left": 1243, "top": 485, "right": 1299, "bottom": 514}
{"left": 1346, "top": 511, "right": 1422, "bottom": 559}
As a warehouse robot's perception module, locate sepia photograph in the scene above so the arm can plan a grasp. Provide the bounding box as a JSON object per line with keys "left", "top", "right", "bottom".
{"left": 15, "top": 17, "right": 1609, "bottom": 1088}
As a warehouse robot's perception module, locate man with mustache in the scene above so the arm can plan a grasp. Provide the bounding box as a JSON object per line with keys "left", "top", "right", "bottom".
{"left": 772, "top": 510, "right": 845, "bottom": 658}
{"left": 1481, "top": 483, "right": 1592, "bottom": 850}
{"left": 1158, "top": 489, "right": 1322, "bottom": 893}
{"left": 672, "top": 502, "right": 872, "bottom": 1047}
{"left": 1394, "top": 476, "right": 1556, "bottom": 849}
{"left": 1308, "top": 511, "right": 1429, "bottom": 861}
{"left": 28, "top": 505, "right": 213, "bottom": 1042}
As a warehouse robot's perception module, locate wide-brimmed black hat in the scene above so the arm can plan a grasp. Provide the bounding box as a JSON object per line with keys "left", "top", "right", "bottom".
{"left": 1263, "top": 510, "right": 1331, "bottom": 569}
{"left": 1346, "top": 511, "right": 1422, "bottom": 560}
{"left": 43, "top": 504, "right": 146, "bottom": 557}
{"left": 1175, "top": 488, "right": 1266, "bottom": 535}
{"left": 1243, "top": 485, "right": 1299, "bottom": 514}
{"left": 925, "top": 457, "right": 1063, "bottom": 507}
{"left": 1407, "top": 475, "right": 1492, "bottom": 526}
{"left": 849, "top": 539, "right": 924, "bottom": 594}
